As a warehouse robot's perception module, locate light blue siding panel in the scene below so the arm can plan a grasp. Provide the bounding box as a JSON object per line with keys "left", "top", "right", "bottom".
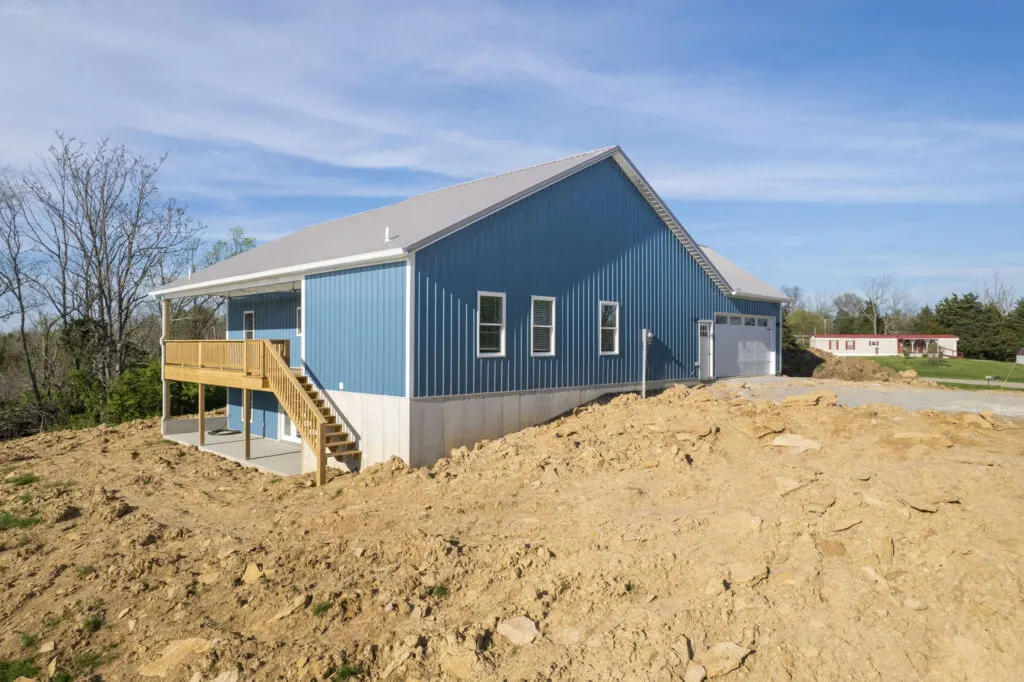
{"left": 305, "top": 262, "right": 407, "bottom": 397}
{"left": 225, "top": 291, "right": 300, "bottom": 436}
{"left": 226, "top": 291, "right": 301, "bottom": 367}
{"left": 414, "top": 158, "right": 781, "bottom": 397}
{"left": 226, "top": 388, "right": 279, "bottom": 439}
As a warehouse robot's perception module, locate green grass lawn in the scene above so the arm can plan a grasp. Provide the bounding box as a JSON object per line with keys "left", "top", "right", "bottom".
{"left": 932, "top": 382, "right": 1024, "bottom": 393}
{"left": 872, "top": 356, "right": 1023, "bottom": 382}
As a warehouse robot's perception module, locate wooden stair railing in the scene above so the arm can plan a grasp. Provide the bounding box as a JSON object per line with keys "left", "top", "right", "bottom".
{"left": 259, "top": 340, "right": 359, "bottom": 484}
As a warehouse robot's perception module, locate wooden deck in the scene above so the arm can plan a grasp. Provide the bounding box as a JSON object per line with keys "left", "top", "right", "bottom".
{"left": 163, "top": 339, "right": 357, "bottom": 484}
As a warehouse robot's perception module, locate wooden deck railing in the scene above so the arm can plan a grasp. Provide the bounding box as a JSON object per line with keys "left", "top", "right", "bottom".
{"left": 164, "top": 339, "right": 328, "bottom": 480}
{"left": 165, "top": 339, "right": 290, "bottom": 374}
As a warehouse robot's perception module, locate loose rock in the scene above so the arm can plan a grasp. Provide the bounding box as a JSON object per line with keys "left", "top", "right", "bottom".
{"left": 497, "top": 615, "right": 540, "bottom": 645}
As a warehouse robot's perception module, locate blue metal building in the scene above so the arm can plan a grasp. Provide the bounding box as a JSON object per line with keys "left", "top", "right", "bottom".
{"left": 153, "top": 146, "right": 788, "bottom": 473}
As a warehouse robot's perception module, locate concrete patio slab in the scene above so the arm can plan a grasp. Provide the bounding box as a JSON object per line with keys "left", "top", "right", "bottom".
{"left": 164, "top": 417, "right": 305, "bottom": 476}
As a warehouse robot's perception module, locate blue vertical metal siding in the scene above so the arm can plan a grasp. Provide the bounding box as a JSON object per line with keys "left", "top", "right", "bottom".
{"left": 227, "top": 388, "right": 279, "bottom": 439}
{"left": 225, "top": 290, "right": 300, "bottom": 436}
{"left": 305, "top": 261, "right": 407, "bottom": 397}
{"left": 413, "top": 158, "right": 781, "bottom": 397}
{"left": 226, "top": 291, "right": 302, "bottom": 366}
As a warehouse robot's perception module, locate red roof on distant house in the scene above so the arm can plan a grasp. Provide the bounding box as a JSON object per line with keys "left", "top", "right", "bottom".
{"left": 810, "top": 334, "right": 958, "bottom": 339}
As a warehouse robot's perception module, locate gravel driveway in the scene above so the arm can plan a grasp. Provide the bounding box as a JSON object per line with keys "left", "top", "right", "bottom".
{"left": 721, "top": 375, "right": 1024, "bottom": 419}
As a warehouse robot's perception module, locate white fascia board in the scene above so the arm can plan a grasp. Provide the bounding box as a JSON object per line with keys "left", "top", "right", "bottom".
{"left": 728, "top": 290, "right": 792, "bottom": 304}
{"left": 151, "top": 248, "right": 407, "bottom": 300}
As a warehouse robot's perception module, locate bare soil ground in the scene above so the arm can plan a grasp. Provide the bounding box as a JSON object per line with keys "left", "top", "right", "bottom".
{"left": 2, "top": 383, "right": 1024, "bottom": 681}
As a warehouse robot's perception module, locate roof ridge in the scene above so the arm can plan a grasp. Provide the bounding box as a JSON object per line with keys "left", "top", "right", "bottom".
{"left": 289, "top": 147, "right": 618, "bottom": 234}
{"left": 400, "top": 146, "right": 617, "bottom": 202}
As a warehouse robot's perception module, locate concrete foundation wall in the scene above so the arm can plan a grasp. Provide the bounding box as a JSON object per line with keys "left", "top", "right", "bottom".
{"left": 409, "top": 379, "right": 691, "bottom": 468}
{"left": 323, "top": 389, "right": 410, "bottom": 470}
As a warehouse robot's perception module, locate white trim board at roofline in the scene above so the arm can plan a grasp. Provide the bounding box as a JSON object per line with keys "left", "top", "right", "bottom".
{"left": 149, "top": 147, "right": 788, "bottom": 303}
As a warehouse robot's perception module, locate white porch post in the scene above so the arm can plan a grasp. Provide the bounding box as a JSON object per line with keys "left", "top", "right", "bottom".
{"left": 161, "top": 298, "right": 170, "bottom": 435}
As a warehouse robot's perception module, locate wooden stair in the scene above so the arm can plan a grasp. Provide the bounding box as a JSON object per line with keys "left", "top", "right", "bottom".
{"left": 294, "top": 374, "right": 361, "bottom": 459}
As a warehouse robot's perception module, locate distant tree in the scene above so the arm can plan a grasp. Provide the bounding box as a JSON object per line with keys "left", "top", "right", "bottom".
{"left": 934, "top": 293, "right": 1009, "bottom": 360}
{"left": 171, "top": 226, "right": 257, "bottom": 339}
{"left": 982, "top": 269, "right": 1018, "bottom": 316}
{"left": 781, "top": 285, "right": 804, "bottom": 314}
{"left": 912, "top": 305, "right": 943, "bottom": 334}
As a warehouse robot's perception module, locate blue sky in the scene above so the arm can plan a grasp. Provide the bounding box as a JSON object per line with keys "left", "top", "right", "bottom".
{"left": 1, "top": 0, "right": 1022, "bottom": 306}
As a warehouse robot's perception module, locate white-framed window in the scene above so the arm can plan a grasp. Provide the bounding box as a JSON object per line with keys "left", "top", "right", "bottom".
{"left": 477, "top": 291, "right": 505, "bottom": 357}
{"left": 729, "top": 316, "right": 742, "bottom": 325}
{"left": 296, "top": 306, "right": 303, "bottom": 335}
{"left": 530, "top": 296, "right": 556, "bottom": 357}
{"left": 756, "top": 318, "right": 769, "bottom": 327}
{"left": 243, "top": 311, "right": 255, "bottom": 340}
{"left": 599, "top": 301, "right": 620, "bottom": 355}
{"left": 744, "top": 317, "right": 756, "bottom": 326}
{"left": 715, "top": 314, "right": 729, "bottom": 325}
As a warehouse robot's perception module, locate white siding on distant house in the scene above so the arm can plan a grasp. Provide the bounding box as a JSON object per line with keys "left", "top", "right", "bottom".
{"left": 810, "top": 336, "right": 899, "bottom": 357}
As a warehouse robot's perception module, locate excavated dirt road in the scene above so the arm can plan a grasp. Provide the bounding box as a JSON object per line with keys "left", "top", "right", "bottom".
{"left": 2, "top": 383, "right": 1023, "bottom": 681}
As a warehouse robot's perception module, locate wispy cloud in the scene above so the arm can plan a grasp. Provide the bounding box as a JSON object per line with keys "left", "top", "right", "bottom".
{"left": 1, "top": 0, "right": 1022, "bottom": 303}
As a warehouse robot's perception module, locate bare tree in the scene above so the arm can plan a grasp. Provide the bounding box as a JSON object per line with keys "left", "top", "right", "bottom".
{"left": 23, "top": 134, "right": 202, "bottom": 388}
{"left": 982, "top": 268, "right": 1017, "bottom": 316}
{"left": 858, "top": 274, "right": 893, "bottom": 335}
{"left": 781, "top": 285, "right": 804, "bottom": 314}
{"left": 810, "top": 292, "right": 835, "bottom": 334}
{"left": 0, "top": 173, "right": 42, "bottom": 406}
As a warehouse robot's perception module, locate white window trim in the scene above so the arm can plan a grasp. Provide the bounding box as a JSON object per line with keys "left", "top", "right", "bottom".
{"left": 296, "top": 304, "right": 303, "bottom": 336}
{"left": 599, "top": 300, "right": 620, "bottom": 356}
{"left": 476, "top": 291, "right": 506, "bottom": 358}
{"left": 530, "top": 295, "right": 556, "bottom": 357}
{"left": 243, "top": 310, "right": 255, "bottom": 340}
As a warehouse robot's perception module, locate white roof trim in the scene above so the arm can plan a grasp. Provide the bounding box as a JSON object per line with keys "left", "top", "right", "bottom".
{"left": 151, "top": 248, "right": 407, "bottom": 299}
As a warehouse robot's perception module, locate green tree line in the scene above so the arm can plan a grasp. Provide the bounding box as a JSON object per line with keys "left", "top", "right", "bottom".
{"left": 782, "top": 278, "right": 1024, "bottom": 361}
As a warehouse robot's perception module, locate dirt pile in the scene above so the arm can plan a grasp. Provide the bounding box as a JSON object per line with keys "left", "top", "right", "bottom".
{"left": 2, "top": 385, "right": 1024, "bottom": 680}
{"left": 809, "top": 349, "right": 920, "bottom": 385}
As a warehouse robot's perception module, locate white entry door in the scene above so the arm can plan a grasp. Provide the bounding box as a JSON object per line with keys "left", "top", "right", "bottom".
{"left": 280, "top": 412, "right": 300, "bottom": 443}
{"left": 714, "top": 315, "right": 775, "bottom": 377}
{"left": 698, "top": 321, "right": 713, "bottom": 380}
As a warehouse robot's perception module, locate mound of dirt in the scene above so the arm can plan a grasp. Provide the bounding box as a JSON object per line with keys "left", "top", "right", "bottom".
{"left": 2, "top": 384, "right": 1023, "bottom": 680}
{"left": 810, "top": 350, "right": 920, "bottom": 385}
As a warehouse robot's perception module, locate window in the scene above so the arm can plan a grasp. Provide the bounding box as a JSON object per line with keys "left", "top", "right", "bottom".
{"left": 845, "top": 340, "right": 856, "bottom": 350}
{"left": 477, "top": 292, "right": 505, "bottom": 357}
{"left": 729, "top": 316, "right": 742, "bottom": 325}
{"left": 296, "top": 306, "right": 302, "bottom": 335}
{"left": 744, "top": 317, "right": 756, "bottom": 326}
{"left": 868, "top": 340, "right": 879, "bottom": 347}
{"left": 715, "top": 314, "right": 729, "bottom": 325}
{"left": 756, "top": 318, "right": 769, "bottom": 327}
{"left": 531, "top": 296, "right": 556, "bottom": 356}
{"left": 828, "top": 339, "right": 839, "bottom": 350}
{"left": 243, "top": 311, "right": 255, "bottom": 340}
{"left": 599, "top": 301, "right": 620, "bottom": 355}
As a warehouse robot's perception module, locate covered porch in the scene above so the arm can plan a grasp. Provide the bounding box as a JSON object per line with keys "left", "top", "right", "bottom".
{"left": 164, "top": 416, "right": 308, "bottom": 476}
{"left": 158, "top": 298, "right": 355, "bottom": 484}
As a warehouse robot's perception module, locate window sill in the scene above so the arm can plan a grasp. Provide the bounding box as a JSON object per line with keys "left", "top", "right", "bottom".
{"left": 599, "top": 351, "right": 620, "bottom": 357}
{"left": 477, "top": 353, "right": 506, "bottom": 359}
{"left": 531, "top": 352, "right": 556, "bottom": 358}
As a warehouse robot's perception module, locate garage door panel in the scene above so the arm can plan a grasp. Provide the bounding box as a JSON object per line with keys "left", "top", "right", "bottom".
{"left": 715, "top": 320, "right": 774, "bottom": 378}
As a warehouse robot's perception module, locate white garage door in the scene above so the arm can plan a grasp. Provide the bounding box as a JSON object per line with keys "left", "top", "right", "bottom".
{"left": 714, "top": 314, "right": 775, "bottom": 377}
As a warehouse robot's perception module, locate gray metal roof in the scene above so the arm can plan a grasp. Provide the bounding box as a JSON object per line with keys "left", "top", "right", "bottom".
{"left": 699, "top": 245, "right": 789, "bottom": 302}
{"left": 152, "top": 146, "right": 785, "bottom": 303}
